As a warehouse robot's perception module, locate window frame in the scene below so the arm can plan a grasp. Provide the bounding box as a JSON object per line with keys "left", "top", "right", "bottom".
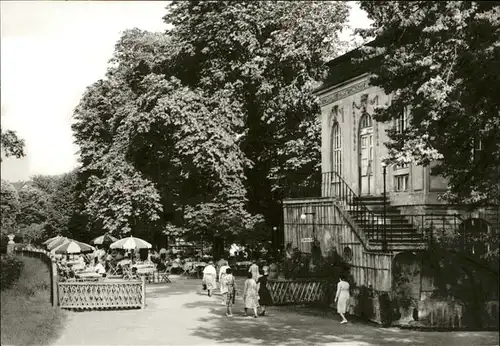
{"left": 331, "top": 123, "right": 342, "bottom": 175}
{"left": 393, "top": 174, "right": 409, "bottom": 192}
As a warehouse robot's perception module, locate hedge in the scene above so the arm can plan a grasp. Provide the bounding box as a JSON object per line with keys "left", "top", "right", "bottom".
{"left": 0, "top": 254, "right": 24, "bottom": 290}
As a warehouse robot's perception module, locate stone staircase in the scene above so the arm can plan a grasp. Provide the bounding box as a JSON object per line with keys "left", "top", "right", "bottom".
{"left": 346, "top": 195, "right": 426, "bottom": 250}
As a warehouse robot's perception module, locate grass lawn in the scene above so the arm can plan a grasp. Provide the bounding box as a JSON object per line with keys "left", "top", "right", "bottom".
{"left": 1, "top": 256, "right": 67, "bottom": 346}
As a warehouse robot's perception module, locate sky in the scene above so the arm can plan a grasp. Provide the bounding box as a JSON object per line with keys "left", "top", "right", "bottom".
{"left": 0, "top": 1, "right": 371, "bottom": 182}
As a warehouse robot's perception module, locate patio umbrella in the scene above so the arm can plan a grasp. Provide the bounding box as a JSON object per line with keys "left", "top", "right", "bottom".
{"left": 46, "top": 237, "right": 71, "bottom": 250}
{"left": 51, "top": 239, "right": 95, "bottom": 254}
{"left": 110, "top": 236, "right": 152, "bottom": 250}
{"left": 92, "top": 233, "right": 118, "bottom": 246}
{"left": 43, "top": 235, "right": 64, "bottom": 245}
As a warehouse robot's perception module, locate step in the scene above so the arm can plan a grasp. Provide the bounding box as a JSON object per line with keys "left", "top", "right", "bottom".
{"left": 354, "top": 195, "right": 388, "bottom": 202}
{"left": 365, "top": 230, "right": 422, "bottom": 237}
{"left": 359, "top": 223, "right": 416, "bottom": 230}
{"left": 346, "top": 209, "right": 402, "bottom": 216}
{"left": 369, "top": 238, "right": 424, "bottom": 244}
{"left": 370, "top": 243, "right": 427, "bottom": 251}
{"left": 353, "top": 218, "right": 414, "bottom": 226}
{"left": 365, "top": 205, "right": 400, "bottom": 213}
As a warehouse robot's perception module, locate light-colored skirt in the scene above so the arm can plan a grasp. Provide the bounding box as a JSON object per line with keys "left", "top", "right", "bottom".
{"left": 337, "top": 291, "right": 350, "bottom": 314}
{"left": 203, "top": 274, "right": 217, "bottom": 290}
{"left": 219, "top": 273, "right": 228, "bottom": 293}
{"left": 244, "top": 290, "right": 259, "bottom": 309}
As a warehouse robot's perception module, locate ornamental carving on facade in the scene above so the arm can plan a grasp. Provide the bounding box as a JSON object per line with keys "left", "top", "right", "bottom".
{"left": 319, "top": 79, "right": 370, "bottom": 106}
{"left": 352, "top": 93, "right": 380, "bottom": 151}
{"left": 329, "top": 105, "right": 344, "bottom": 128}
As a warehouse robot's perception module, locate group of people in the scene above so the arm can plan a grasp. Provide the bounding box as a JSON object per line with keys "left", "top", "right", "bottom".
{"left": 203, "top": 258, "right": 351, "bottom": 324}
{"left": 202, "top": 259, "right": 272, "bottom": 318}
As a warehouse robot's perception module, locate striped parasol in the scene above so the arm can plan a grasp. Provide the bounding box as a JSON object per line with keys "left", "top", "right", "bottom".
{"left": 46, "top": 237, "right": 71, "bottom": 250}
{"left": 110, "top": 236, "right": 152, "bottom": 250}
{"left": 43, "top": 235, "right": 64, "bottom": 245}
{"left": 92, "top": 233, "right": 119, "bottom": 246}
{"left": 51, "top": 239, "right": 95, "bottom": 254}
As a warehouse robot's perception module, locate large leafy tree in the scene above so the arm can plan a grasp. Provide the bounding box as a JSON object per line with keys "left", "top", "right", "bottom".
{"left": 358, "top": 1, "right": 500, "bottom": 207}
{"left": 72, "top": 1, "right": 350, "bottom": 246}
{"left": 164, "top": 1, "right": 349, "bottom": 221}
{"left": 16, "top": 184, "right": 53, "bottom": 243}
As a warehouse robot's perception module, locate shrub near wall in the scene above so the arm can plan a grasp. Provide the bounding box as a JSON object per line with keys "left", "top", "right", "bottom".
{"left": 0, "top": 254, "right": 24, "bottom": 290}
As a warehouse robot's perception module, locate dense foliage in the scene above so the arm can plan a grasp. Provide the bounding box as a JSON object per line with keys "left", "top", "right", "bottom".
{"left": 72, "top": 1, "right": 350, "bottom": 244}
{"left": 0, "top": 254, "right": 24, "bottom": 290}
{"left": 0, "top": 180, "right": 20, "bottom": 234}
{"left": 358, "top": 1, "right": 500, "bottom": 207}
{"left": 0, "top": 171, "right": 85, "bottom": 247}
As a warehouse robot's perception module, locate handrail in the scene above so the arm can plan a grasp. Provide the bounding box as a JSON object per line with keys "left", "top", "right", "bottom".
{"left": 283, "top": 171, "right": 466, "bottom": 248}
{"left": 323, "top": 171, "right": 386, "bottom": 246}
{"left": 403, "top": 213, "right": 463, "bottom": 245}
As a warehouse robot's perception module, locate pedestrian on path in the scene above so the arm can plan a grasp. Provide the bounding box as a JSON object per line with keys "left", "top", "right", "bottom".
{"left": 219, "top": 260, "right": 230, "bottom": 305}
{"left": 257, "top": 266, "right": 272, "bottom": 316}
{"left": 224, "top": 268, "right": 237, "bottom": 317}
{"left": 243, "top": 272, "right": 259, "bottom": 318}
{"left": 248, "top": 259, "right": 260, "bottom": 281}
{"left": 203, "top": 260, "right": 217, "bottom": 297}
{"left": 335, "top": 275, "right": 350, "bottom": 324}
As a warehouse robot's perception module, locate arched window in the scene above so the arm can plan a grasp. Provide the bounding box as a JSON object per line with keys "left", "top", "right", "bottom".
{"left": 359, "top": 113, "right": 373, "bottom": 129}
{"left": 331, "top": 124, "right": 342, "bottom": 174}
{"left": 359, "top": 114, "right": 373, "bottom": 178}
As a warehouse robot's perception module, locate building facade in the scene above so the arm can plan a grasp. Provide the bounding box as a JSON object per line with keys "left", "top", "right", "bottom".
{"left": 282, "top": 47, "right": 499, "bottom": 328}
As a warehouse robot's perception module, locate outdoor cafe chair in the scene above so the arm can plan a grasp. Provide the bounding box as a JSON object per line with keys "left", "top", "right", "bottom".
{"left": 107, "top": 262, "right": 121, "bottom": 278}
{"left": 181, "top": 262, "right": 194, "bottom": 276}
{"left": 122, "top": 265, "right": 139, "bottom": 280}
{"left": 157, "top": 265, "right": 172, "bottom": 283}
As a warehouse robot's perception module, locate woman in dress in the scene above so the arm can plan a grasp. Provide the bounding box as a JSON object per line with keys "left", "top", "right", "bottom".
{"left": 248, "top": 260, "right": 260, "bottom": 281}
{"left": 335, "top": 275, "right": 350, "bottom": 324}
{"left": 224, "top": 268, "right": 237, "bottom": 317}
{"left": 203, "top": 260, "right": 217, "bottom": 297}
{"left": 219, "top": 260, "right": 230, "bottom": 305}
{"left": 243, "top": 272, "right": 259, "bottom": 318}
{"left": 257, "top": 267, "right": 272, "bottom": 316}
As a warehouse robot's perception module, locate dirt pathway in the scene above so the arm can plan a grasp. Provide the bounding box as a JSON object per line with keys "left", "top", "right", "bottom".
{"left": 53, "top": 277, "right": 499, "bottom": 345}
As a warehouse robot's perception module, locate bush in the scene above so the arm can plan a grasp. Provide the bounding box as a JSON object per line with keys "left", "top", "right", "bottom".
{"left": 0, "top": 254, "right": 24, "bottom": 290}
{"left": 1, "top": 256, "right": 66, "bottom": 345}
{"left": 0, "top": 234, "right": 7, "bottom": 254}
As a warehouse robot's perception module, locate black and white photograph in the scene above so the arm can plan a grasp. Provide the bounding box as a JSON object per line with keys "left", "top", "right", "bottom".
{"left": 1, "top": 1, "right": 499, "bottom": 345}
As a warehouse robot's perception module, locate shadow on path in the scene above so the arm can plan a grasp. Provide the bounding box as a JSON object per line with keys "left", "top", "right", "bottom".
{"left": 181, "top": 291, "right": 499, "bottom": 346}
{"left": 52, "top": 278, "right": 500, "bottom": 346}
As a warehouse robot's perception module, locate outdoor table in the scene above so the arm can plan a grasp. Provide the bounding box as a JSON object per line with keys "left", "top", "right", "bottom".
{"left": 133, "top": 263, "right": 154, "bottom": 269}
{"left": 75, "top": 272, "right": 103, "bottom": 281}
{"left": 118, "top": 259, "right": 131, "bottom": 267}
{"left": 136, "top": 267, "right": 155, "bottom": 275}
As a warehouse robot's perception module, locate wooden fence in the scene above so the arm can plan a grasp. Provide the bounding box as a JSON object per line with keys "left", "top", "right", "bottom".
{"left": 15, "top": 248, "right": 59, "bottom": 307}
{"left": 58, "top": 279, "right": 146, "bottom": 310}
{"left": 268, "top": 279, "right": 329, "bottom": 305}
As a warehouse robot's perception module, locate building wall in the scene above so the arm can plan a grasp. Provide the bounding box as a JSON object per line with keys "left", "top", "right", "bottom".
{"left": 283, "top": 198, "right": 392, "bottom": 292}
{"left": 316, "top": 74, "right": 449, "bottom": 206}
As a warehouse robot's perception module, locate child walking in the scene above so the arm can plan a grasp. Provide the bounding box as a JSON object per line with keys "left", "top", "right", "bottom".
{"left": 243, "top": 272, "right": 259, "bottom": 318}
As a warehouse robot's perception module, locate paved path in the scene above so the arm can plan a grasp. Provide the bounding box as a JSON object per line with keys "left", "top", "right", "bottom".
{"left": 53, "top": 277, "right": 499, "bottom": 346}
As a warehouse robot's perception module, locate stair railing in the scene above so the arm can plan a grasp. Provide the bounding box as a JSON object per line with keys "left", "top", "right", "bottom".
{"left": 405, "top": 213, "right": 463, "bottom": 247}
{"left": 322, "top": 171, "right": 386, "bottom": 246}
